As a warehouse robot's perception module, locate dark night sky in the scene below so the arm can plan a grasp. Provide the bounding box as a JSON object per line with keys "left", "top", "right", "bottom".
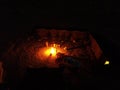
{"left": 0, "top": 1, "right": 120, "bottom": 66}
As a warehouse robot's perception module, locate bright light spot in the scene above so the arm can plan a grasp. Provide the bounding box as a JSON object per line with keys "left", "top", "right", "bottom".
{"left": 45, "top": 47, "right": 57, "bottom": 57}
{"left": 40, "top": 43, "right": 68, "bottom": 62}
{"left": 104, "top": 60, "right": 110, "bottom": 65}
{"left": 50, "top": 47, "right": 56, "bottom": 56}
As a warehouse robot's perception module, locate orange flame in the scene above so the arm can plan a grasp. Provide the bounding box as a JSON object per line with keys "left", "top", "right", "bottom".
{"left": 45, "top": 47, "right": 57, "bottom": 56}
{"left": 37, "top": 43, "right": 68, "bottom": 63}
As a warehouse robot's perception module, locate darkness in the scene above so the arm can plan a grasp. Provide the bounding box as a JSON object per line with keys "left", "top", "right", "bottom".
{"left": 0, "top": 0, "right": 120, "bottom": 90}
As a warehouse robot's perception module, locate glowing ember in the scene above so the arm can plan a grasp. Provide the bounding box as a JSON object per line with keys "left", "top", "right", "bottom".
{"left": 37, "top": 43, "right": 68, "bottom": 66}
{"left": 45, "top": 47, "right": 57, "bottom": 57}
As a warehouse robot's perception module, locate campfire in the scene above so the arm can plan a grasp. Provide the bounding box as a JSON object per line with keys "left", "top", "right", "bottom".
{"left": 1, "top": 29, "right": 106, "bottom": 87}
{"left": 37, "top": 43, "right": 68, "bottom": 65}
{"left": 2, "top": 29, "right": 104, "bottom": 68}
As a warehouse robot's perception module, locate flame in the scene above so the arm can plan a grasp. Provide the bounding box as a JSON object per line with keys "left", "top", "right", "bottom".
{"left": 45, "top": 47, "right": 57, "bottom": 57}
{"left": 50, "top": 47, "right": 57, "bottom": 56}
{"left": 37, "top": 43, "right": 67, "bottom": 63}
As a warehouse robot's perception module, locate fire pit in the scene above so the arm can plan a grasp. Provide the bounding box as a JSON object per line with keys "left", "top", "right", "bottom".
{"left": 1, "top": 29, "right": 105, "bottom": 87}
{"left": 2, "top": 29, "right": 104, "bottom": 68}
